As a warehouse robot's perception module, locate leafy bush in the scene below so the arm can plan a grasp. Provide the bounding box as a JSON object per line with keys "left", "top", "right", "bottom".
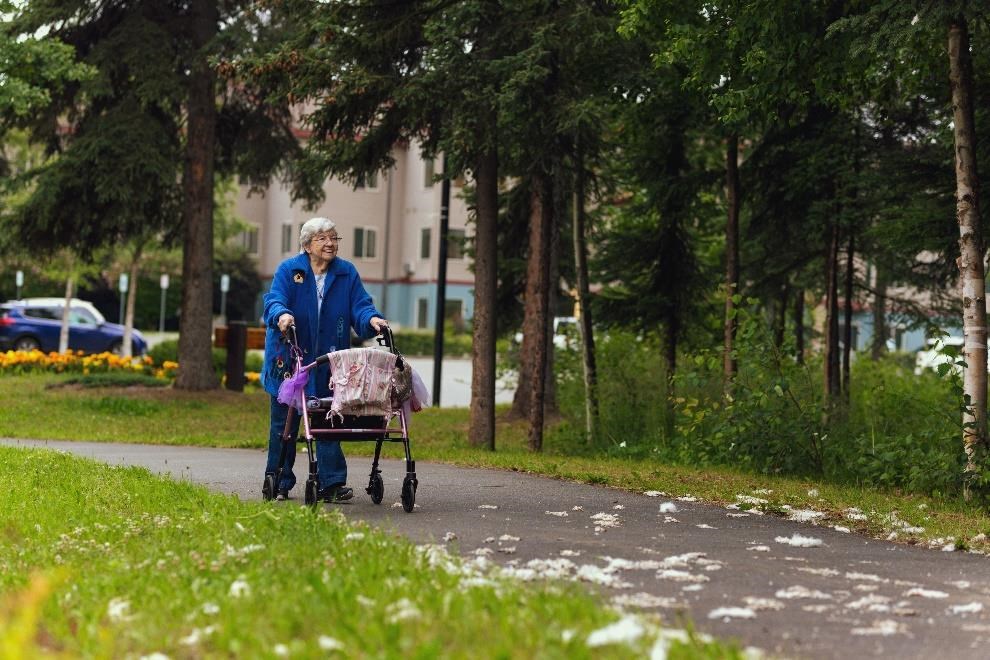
{"left": 147, "top": 339, "right": 262, "bottom": 375}
{"left": 551, "top": 304, "right": 970, "bottom": 497}
{"left": 391, "top": 329, "right": 473, "bottom": 357}
{"left": 53, "top": 373, "right": 169, "bottom": 388}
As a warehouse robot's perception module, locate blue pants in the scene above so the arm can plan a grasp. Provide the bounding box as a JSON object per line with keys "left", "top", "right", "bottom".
{"left": 265, "top": 396, "right": 347, "bottom": 491}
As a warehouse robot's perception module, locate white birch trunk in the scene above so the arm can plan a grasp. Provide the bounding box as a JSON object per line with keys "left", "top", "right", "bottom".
{"left": 949, "top": 18, "right": 987, "bottom": 477}
{"left": 59, "top": 276, "right": 73, "bottom": 354}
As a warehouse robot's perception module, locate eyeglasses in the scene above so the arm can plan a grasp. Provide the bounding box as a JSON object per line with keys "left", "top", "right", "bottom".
{"left": 312, "top": 234, "right": 342, "bottom": 245}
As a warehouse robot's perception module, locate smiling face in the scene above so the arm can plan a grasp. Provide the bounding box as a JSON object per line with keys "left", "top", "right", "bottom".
{"left": 305, "top": 231, "right": 341, "bottom": 265}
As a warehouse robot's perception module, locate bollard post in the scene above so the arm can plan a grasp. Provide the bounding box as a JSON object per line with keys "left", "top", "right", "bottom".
{"left": 225, "top": 321, "right": 247, "bottom": 392}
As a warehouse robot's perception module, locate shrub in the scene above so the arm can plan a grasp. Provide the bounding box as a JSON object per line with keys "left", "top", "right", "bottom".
{"left": 391, "top": 329, "right": 473, "bottom": 357}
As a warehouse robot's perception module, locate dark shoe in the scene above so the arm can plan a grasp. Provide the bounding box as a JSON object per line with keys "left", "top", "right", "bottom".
{"left": 319, "top": 484, "right": 354, "bottom": 502}
{"left": 276, "top": 488, "right": 289, "bottom": 501}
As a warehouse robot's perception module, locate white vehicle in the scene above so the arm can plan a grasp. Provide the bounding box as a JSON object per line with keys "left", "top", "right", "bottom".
{"left": 514, "top": 316, "right": 580, "bottom": 350}
{"left": 17, "top": 298, "right": 107, "bottom": 324}
{"left": 912, "top": 336, "right": 990, "bottom": 375}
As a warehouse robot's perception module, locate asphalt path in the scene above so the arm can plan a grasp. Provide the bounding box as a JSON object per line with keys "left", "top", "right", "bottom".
{"left": 4, "top": 437, "right": 990, "bottom": 659}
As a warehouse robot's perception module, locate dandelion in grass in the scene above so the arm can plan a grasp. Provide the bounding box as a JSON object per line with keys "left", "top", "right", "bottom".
{"left": 273, "top": 643, "right": 289, "bottom": 656}
{"left": 201, "top": 602, "right": 220, "bottom": 615}
{"left": 229, "top": 576, "right": 251, "bottom": 598}
{"left": 319, "top": 636, "right": 344, "bottom": 651}
{"left": 107, "top": 597, "right": 133, "bottom": 622}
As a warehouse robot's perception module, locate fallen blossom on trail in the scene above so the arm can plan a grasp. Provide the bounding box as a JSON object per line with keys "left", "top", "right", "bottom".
{"left": 833, "top": 526, "right": 851, "bottom": 533}
{"left": 643, "top": 491, "right": 666, "bottom": 497}
{"left": 736, "top": 495, "right": 768, "bottom": 505}
{"left": 846, "top": 572, "right": 887, "bottom": 583}
{"left": 682, "top": 584, "right": 704, "bottom": 592}
{"left": 484, "top": 536, "right": 495, "bottom": 543}
{"left": 478, "top": 504, "right": 499, "bottom": 510}
{"left": 442, "top": 532, "right": 457, "bottom": 543}
{"left": 545, "top": 511, "right": 569, "bottom": 517}
{"left": 695, "top": 524, "right": 717, "bottom": 529}
{"left": 656, "top": 569, "right": 709, "bottom": 583}
{"left": 950, "top": 602, "right": 984, "bottom": 615}
{"left": 743, "top": 597, "right": 785, "bottom": 611}
{"left": 942, "top": 543, "right": 957, "bottom": 552}
{"left": 473, "top": 548, "right": 493, "bottom": 557}
{"left": 107, "top": 598, "right": 133, "bottom": 622}
{"left": 586, "top": 615, "right": 645, "bottom": 647}
{"left": 844, "top": 508, "right": 868, "bottom": 521}
{"left": 774, "top": 533, "right": 823, "bottom": 548}
{"left": 775, "top": 585, "right": 832, "bottom": 600}
{"left": 663, "top": 516, "right": 680, "bottom": 523}
{"left": 676, "top": 495, "right": 698, "bottom": 502}
{"left": 572, "top": 505, "right": 584, "bottom": 511}
{"left": 560, "top": 549, "right": 581, "bottom": 557}
{"left": 612, "top": 592, "right": 682, "bottom": 609}
{"left": 802, "top": 604, "right": 833, "bottom": 613}
{"left": 851, "top": 619, "right": 907, "bottom": 636}
{"left": 498, "top": 546, "right": 517, "bottom": 554}
{"left": 798, "top": 567, "right": 839, "bottom": 577}
{"left": 747, "top": 545, "right": 770, "bottom": 552}
{"left": 903, "top": 587, "right": 948, "bottom": 599}
{"left": 613, "top": 505, "right": 625, "bottom": 510}
{"left": 726, "top": 513, "right": 750, "bottom": 518}
{"left": 229, "top": 576, "right": 251, "bottom": 598}
{"left": 844, "top": 594, "right": 891, "bottom": 612}
{"left": 950, "top": 580, "right": 972, "bottom": 589}
{"left": 575, "top": 564, "right": 633, "bottom": 588}
{"left": 708, "top": 607, "right": 756, "bottom": 620}
{"left": 318, "top": 636, "right": 344, "bottom": 651}
{"left": 498, "top": 534, "right": 520, "bottom": 542}
{"left": 788, "top": 509, "right": 825, "bottom": 522}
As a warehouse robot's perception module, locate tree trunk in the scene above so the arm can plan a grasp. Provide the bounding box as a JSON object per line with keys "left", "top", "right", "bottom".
{"left": 122, "top": 245, "right": 143, "bottom": 359}
{"left": 662, "top": 315, "right": 678, "bottom": 442}
{"left": 572, "top": 143, "right": 599, "bottom": 444}
{"left": 841, "top": 232, "right": 855, "bottom": 399}
{"left": 723, "top": 135, "right": 740, "bottom": 392}
{"left": 59, "top": 275, "right": 73, "bottom": 354}
{"left": 794, "top": 288, "right": 805, "bottom": 364}
{"left": 774, "top": 282, "right": 789, "bottom": 349}
{"left": 871, "top": 264, "right": 887, "bottom": 360}
{"left": 468, "top": 148, "right": 498, "bottom": 450}
{"left": 175, "top": 0, "right": 219, "bottom": 391}
{"left": 823, "top": 221, "right": 841, "bottom": 406}
{"left": 524, "top": 173, "right": 553, "bottom": 452}
{"left": 949, "top": 17, "right": 987, "bottom": 477}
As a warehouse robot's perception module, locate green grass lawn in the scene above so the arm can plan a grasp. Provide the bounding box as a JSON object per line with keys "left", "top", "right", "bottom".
{"left": 3, "top": 374, "right": 990, "bottom": 554}
{"left": 0, "top": 447, "right": 737, "bottom": 658}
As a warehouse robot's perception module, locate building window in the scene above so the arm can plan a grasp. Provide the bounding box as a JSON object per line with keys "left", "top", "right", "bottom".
{"left": 420, "top": 228, "right": 431, "bottom": 260}
{"left": 353, "top": 227, "right": 377, "bottom": 259}
{"left": 281, "top": 223, "right": 294, "bottom": 253}
{"left": 243, "top": 228, "right": 259, "bottom": 255}
{"left": 424, "top": 158, "right": 435, "bottom": 188}
{"left": 447, "top": 228, "right": 466, "bottom": 259}
{"left": 417, "top": 298, "right": 429, "bottom": 329}
{"left": 355, "top": 170, "right": 379, "bottom": 191}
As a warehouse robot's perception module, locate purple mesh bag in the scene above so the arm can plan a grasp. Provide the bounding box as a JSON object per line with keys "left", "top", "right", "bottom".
{"left": 277, "top": 369, "right": 309, "bottom": 412}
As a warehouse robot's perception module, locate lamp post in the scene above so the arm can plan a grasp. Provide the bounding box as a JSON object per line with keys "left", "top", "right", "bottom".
{"left": 118, "top": 273, "right": 129, "bottom": 324}
{"left": 219, "top": 273, "right": 230, "bottom": 324}
{"left": 159, "top": 274, "right": 169, "bottom": 333}
{"left": 15, "top": 270, "right": 24, "bottom": 299}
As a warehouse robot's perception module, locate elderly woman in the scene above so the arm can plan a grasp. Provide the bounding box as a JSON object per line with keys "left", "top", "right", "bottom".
{"left": 262, "top": 216, "right": 388, "bottom": 502}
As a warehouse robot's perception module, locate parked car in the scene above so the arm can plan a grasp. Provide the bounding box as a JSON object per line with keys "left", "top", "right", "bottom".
{"left": 513, "top": 316, "right": 580, "bottom": 350}
{"left": 0, "top": 298, "right": 147, "bottom": 355}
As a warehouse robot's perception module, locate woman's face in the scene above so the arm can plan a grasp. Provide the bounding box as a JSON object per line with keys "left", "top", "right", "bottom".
{"left": 306, "top": 231, "right": 341, "bottom": 262}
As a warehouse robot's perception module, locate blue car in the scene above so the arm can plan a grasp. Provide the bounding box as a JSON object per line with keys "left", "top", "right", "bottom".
{"left": 0, "top": 299, "right": 148, "bottom": 355}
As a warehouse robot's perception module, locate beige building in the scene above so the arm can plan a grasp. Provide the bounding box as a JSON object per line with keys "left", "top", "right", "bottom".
{"left": 235, "top": 144, "right": 474, "bottom": 329}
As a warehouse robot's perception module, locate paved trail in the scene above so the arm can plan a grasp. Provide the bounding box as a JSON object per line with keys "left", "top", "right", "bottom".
{"left": 4, "top": 437, "right": 990, "bottom": 659}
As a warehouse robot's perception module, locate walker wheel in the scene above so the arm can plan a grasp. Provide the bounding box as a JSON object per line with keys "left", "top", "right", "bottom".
{"left": 304, "top": 479, "right": 318, "bottom": 507}
{"left": 401, "top": 476, "right": 416, "bottom": 513}
{"left": 262, "top": 474, "right": 276, "bottom": 502}
{"left": 368, "top": 473, "right": 384, "bottom": 505}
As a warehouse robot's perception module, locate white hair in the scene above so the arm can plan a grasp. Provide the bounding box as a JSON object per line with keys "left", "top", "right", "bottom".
{"left": 299, "top": 217, "right": 337, "bottom": 249}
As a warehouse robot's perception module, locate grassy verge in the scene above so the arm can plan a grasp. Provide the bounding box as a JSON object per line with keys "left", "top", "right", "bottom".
{"left": 3, "top": 374, "right": 990, "bottom": 554}
{"left": 0, "top": 447, "right": 736, "bottom": 658}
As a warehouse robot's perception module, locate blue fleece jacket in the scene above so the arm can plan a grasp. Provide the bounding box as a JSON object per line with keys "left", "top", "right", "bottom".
{"left": 261, "top": 253, "right": 381, "bottom": 398}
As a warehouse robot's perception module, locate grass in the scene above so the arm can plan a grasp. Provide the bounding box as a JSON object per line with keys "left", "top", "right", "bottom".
{"left": 3, "top": 374, "right": 990, "bottom": 554}
{"left": 0, "top": 446, "right": 739, "bottom": 658}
